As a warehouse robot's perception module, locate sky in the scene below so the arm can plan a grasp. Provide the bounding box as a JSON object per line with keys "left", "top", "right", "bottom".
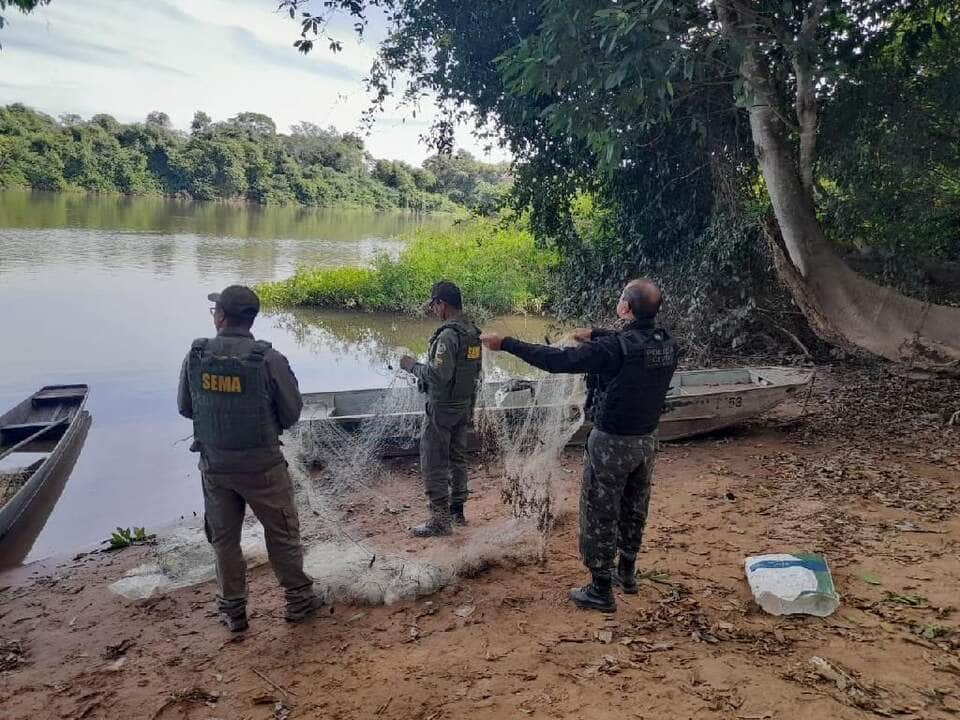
{"left": 0, "top": 0, "right": 509, "bottom": 166}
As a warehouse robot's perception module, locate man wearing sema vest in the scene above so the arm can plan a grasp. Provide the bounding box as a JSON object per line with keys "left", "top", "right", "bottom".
{"left": 177, "top": 285, "right": 324, "bottom": 632}
{"left": 481, "top": 279, "right": 678, "bottom": 613}
{"left": 400, "top": 281, "right": 483, "bottom": 537}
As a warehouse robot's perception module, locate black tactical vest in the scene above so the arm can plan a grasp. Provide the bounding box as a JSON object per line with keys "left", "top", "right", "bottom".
{"left": 590, "top": 325, "right": 678, "bottom": 436}
{"left": 187, "top": 339, "right": 279, "bottom": 450}
{"left": 427, "top": 317, "right": 482, "bottom": 408}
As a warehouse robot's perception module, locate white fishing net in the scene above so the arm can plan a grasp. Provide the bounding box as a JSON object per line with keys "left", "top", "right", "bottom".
{"left": 110, "top": 340, "right": 586, "bottom": 604}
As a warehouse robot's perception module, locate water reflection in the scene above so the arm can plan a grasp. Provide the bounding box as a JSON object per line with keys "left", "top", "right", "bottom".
{"left": 0, "top": 191, "right": 554, "bottom": 562}
{"left": 275, "top": 308, "right": 560, "bottom": 378}
{"left": 0, "top": 189, "right": 448, "bottom": 241}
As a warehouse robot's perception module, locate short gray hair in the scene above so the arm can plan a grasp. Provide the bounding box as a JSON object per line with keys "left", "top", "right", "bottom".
{"left": 621, "top": 278, "right": 662, "bottom": 318}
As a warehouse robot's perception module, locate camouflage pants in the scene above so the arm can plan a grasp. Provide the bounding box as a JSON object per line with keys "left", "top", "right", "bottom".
{"left": 579, "top": 428, "right": 657, "bottom": 573}
{"left": 420, "top": 404, "right": 471, "bottom": 512}
{"left": 202, "top": 462, "right": 314, "bottom": 617}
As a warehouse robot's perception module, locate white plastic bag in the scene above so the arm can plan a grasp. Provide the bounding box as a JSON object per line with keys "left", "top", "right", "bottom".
{"left": 744, "top": 553, "right": 840, "bottom": 617}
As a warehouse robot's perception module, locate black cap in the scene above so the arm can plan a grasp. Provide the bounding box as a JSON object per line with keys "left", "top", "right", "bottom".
{"left": 208, "top": 285, "right": 260, "bottom": 319}
{"left": 425, "top": 280, "right": 462, "bottom": 310}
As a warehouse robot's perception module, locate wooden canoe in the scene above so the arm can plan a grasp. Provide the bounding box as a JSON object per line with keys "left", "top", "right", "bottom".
{"left": 296, "top": 367, "right": 812, "bottom": 457}
{"left": 0, "top": 385, "right": 90, "bottom": 542}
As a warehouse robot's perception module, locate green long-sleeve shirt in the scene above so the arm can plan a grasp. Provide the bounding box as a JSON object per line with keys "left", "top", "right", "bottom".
{"left": 411, "top": 326, "right": 462, "bottom": 404}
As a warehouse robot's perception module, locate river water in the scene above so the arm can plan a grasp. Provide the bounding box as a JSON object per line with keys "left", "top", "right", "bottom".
{"left": 0, "top": 191, "right": 554, "bottom": 563}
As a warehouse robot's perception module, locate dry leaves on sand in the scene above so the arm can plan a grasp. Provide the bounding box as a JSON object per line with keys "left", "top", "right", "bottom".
{"left": 0, "top": 638, "right": 26, "bottom": 671}
{"left": 786, "top": 656, "right": 912, "bottom": 716}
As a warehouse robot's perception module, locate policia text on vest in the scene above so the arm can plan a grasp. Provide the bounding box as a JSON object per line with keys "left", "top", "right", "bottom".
{"left": 481, "top": 282, "right": 678, "bottom": 615}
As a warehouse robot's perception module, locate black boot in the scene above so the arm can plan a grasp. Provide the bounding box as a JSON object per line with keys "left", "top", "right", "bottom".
{"left": 411, "top": 508, "right": 452, "bottom": 538}
{"left": 568, "top": 571, "right": 616, "bottom": 613}
{"left": 450, "top": 503, "right": 467, "bottom": 526}
{"left": 219, "top": 610, "right": 249, "bottom": 632}
{"left": 285, "top": 594, "right": 327, "bottom": 623}
{"left": 611, "top": 554, "right": 638, "bottom": 594}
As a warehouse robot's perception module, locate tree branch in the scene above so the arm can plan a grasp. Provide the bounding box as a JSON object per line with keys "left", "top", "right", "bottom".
{"left": 792, "top": 0, "right": 826, "bottom": 199}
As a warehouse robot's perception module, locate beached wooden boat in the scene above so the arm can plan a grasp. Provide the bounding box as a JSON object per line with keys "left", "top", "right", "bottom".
{"left": 297, "top": 367, "right": 812, "bottom": 457}
{"left": 0, "top": 385, "right": 90, "bottom": 542}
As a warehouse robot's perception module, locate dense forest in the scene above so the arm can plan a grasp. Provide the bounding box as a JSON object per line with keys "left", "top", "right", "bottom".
{"left": 0, "top": 104, "right": 510, "bottom": 212}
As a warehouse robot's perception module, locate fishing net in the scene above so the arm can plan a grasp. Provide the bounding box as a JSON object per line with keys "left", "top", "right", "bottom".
{"left": 110, "top": 340, "right": 586, "bottom": 603}
{"left": 474, "top": 367, "right": 586, "bottom": 561}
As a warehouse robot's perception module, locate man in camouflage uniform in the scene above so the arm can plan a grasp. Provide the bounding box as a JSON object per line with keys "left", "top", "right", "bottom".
{"left": 400, "top": 281, "right": 483, "bottom": 537}
{"left": 177, "top": 285, "right": 323, "bottom": 631}
{"left": 481, "top": 279, "right": 677, "bottom": 613}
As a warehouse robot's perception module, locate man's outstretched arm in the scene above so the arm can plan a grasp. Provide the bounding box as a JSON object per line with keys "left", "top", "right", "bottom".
{"left": 482, "top": 333, "right": 622, "bottom": 375}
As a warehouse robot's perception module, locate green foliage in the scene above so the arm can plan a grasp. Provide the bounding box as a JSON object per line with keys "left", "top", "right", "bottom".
{"left": 422, "top": 150, "right": 511, "bottom": 213}
{"left": 819, "top": 2, "right": 960, "bottom": 304}
{"left": 0, "top": 104, "right": 503, "bottom": 212}
{"left": 107, "top": 526, "right": 156, "bottom": 550}
{"left": 257, "top": 219, "right": 557, "bottom": 314}
{"left": 282, "top": 0, "right": 960, "bottom": 352}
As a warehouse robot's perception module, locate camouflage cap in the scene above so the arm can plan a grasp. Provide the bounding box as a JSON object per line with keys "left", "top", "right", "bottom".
{"left": 208, "top": 285, "right": 260, "bottom": 319}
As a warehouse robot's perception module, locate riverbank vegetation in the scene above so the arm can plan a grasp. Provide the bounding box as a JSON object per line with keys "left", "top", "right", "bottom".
{"left": 5, "top": 2, "right": 959, "bottom": 365}
{"left": 282, "top": 0, "right": 960, "bottom": 366}
{"left": 257, "top": 219, "right": 556, "bottom": 315}
{"left": 0, "top": 104, "right": 510, "bottom": 212}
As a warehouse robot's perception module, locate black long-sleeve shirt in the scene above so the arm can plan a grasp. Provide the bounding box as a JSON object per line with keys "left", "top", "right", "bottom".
{"left": 501, "top": 318, "right": 673, "bottom": 435}
{"left": 500, "top": 319, "right": 656, "bottom": 376}
{"left": 500, "top": 333, "right": 622, "bottom": 375}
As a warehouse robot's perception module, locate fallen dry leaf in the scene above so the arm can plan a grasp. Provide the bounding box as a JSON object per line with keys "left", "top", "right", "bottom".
{"left": 595, "top": 630, "right": 613, "bottom": 644}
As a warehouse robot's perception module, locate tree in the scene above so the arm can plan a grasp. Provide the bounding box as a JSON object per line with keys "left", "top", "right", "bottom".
{"left": 1, "top": 102, "right": 490, "bottom": 210}
{"left": 423, "top": 150, "right": 511, "bottom": 211}
{"left": 90, "top": 113, "right": 120, "bottom": 133}
{"left": 190, "top": 110, "right": 212, "bottom": 136}
{"left": 0, "top": 0, "right": 49, "bottom": 44}
{"left": 711, "top": 0, "right": 960, "bottom": 368}
{"left": 286, "top": 121, "right": 368, "bottom": 173}
{"left": 223, "top": 112, "right": 277, "bottom": 140}
{"left": 145, "top": 111, "right": 172, "bottom": 129}
{"left": 818, "top": 12, "right": 960, "bottom": 304}
{"left": 281, "top": 0, "right": 960, "bottom": 369}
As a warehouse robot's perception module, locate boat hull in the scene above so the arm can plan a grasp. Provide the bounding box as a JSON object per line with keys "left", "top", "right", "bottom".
{"left": 0, "top": 385, "right": 90, "bottom": 544}
{"left": 295, "top": 367, "right": 812, "bottom": 459}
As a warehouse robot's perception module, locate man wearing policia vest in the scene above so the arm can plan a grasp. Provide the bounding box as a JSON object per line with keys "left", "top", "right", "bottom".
{"left": 480, "top": 279, "right": 678, "bottom": 613}
{"left": 177, "top": 285, "right": 323, "bottom": 632}
{"left": 400, "top": 281, "right": 483, "bottom": 537}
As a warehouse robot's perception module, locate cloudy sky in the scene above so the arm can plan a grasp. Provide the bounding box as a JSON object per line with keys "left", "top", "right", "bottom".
{"left": 0, "top": 0, "right": 508, "bottom": 165}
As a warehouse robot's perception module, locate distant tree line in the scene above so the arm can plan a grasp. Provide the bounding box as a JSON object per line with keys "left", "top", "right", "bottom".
{"left": 0, "top": 104, "right": 511, "bottom": 212}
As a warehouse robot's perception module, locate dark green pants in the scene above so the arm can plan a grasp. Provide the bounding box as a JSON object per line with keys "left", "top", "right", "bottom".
{"left": 579, "top": 428, "right": 657, "bottom": 572}
{"left": 202, "top": 462, "right": 314, "bottom": 616}
{"left": 420, "top": 405, "right": 471, "bottom": 511}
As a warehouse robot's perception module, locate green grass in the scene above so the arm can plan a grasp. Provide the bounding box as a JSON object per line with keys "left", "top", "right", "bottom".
{"left": 257, "top": 219, "right": 558, "bottom": 314}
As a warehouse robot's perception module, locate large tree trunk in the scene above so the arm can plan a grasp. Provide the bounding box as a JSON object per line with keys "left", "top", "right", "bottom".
{"left": 715, "top": 0, "right": 960, "bottom": 370}
{"left": 748, "top": 99, "right": 960, "bottom": 370}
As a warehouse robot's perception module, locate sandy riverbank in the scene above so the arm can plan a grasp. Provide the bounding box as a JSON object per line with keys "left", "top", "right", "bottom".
{"left": 1, "top": 366, "right": 958, "bottom": 720}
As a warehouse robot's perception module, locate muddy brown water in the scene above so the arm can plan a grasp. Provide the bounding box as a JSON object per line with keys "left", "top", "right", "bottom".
{"left": 0, "top": 191, "right": 555, "bottom": 563}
